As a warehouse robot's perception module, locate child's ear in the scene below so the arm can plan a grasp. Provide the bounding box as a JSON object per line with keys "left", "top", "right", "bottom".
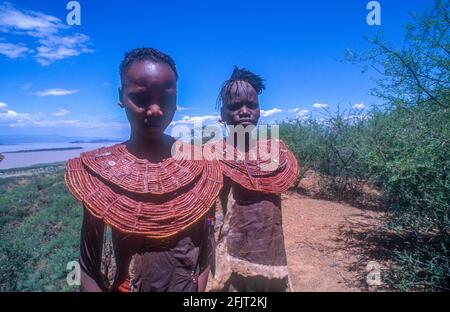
{"left": 118, "top": 86, "right": 123, "bottom": 102}
{"left": 220, "top": 106, "right": 226, "bottom": 124}
{"left": 117, "top": 87, "right": 125, "bottom": 108}
{"left": 117, "top": 86, "right": 125, "bottom": 108}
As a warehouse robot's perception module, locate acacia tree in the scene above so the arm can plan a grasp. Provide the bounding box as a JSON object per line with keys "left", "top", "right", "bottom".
{"left": 356, "top": 0, "right": 449, "bottom": 110}
{"left": 348, "top": 0, "right": 449, "bottom": 291}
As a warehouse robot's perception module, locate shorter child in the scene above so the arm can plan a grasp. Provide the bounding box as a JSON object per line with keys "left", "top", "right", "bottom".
{"left": 212, "top": 67, "right": 298, "bottom": 292}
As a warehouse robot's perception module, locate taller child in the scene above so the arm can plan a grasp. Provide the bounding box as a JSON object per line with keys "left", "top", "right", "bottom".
{"left": 65, "top": 48, "right": 222, "bottom": 292}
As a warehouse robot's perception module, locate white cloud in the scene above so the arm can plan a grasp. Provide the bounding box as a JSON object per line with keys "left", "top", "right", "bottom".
{"left": 10, "top": 119, "right": 76, "bottom": 128}
{"left": 287, "top": 107, "right": 309, "bottom": 119}
{"left": 260, "top": 108, "right": 283, "bottom": 117}
{"left": 313, "top": 103, "right": 329, "bottom": 109}
{"left": 296, "top": 109, "right": 309, "bottom": 118}
{"left": 69, "top": 120, "right": 128, "bottom": 130}
{"left": 35, "top": 88, "right": 79, "bottom": 96}
{"left": 353, "top": 103, "right": 366, "bottom": 109}
{"left": 0, "top": 2, "right": 92, "bottom": 65}
{"left": 0, "top": 109, "right": 30, "bottom": 123}
{"left": 35, "top": 33, "right": 93, "bottom": 66}
{"left": 171, "top": 115, "right": 220, "bottom": 126}
{"left": 103, "top": 82, "right": 110, "bottom": 87}
{"left": 0, "top": 107, "right": 127, "bottom": 130}
{"left": 52, "top": 109, "right": 70, "bottom": 116}
{"left": 344, "top": 114, "right": 370, "bottom": 122}
{"left": 4, "top": 110, "right": 17, "bottom": 117}
{"left": 0, "top": 41, "right": 30, "bottom": 58}
{"left": 0, "top": 2, "right": 63, "bottom": 36}
{"left": 0, "top": 99, "right": 128, "bottom": 131}
{"left": 177, "top": 105, "right": 195, "bottom": 111}
{"left": 7, "top": 118, "right": 128, "bottom": 129}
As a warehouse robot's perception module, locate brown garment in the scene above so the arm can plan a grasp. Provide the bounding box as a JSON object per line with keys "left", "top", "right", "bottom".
{"left": 215, "top": 181, "right": 289, "bottom": 292}
{"left": 212, "top": 138, "right": 297, "bottom": 292}
{"left": 80, "top": 207, "right": 214, "bottom": 292}
{"left": 226, "top": 196, "right": 287, "bottom": 266}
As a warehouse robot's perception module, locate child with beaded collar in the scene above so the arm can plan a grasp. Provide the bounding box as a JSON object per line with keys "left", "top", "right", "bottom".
{"left": 65, "top": 48, "right": 223, "bottom": 292}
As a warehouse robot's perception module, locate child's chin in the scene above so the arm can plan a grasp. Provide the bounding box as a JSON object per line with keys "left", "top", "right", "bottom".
{"left": 237, "top": 122, "right": 256, "bottom": 127}
{"left": 140, "top": 128, "right": 165, "bottom": 140}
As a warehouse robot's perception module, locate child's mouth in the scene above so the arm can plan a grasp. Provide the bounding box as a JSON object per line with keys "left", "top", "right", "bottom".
{"left": 238, "top": 119, "right": 254, "bottom": 126}
{"left": 144, "top": 118, "right": 162, "bottom": 128}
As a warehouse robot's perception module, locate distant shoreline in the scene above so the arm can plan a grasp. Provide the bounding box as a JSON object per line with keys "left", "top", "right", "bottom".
{"left": 0, "top": 161, "right": 67, "bottom": 177}
{"left": 4, "top": 147, "right": 83, "bottom": 154}
{"left": 69, "top": 139, "right": 121, "bottom": 144}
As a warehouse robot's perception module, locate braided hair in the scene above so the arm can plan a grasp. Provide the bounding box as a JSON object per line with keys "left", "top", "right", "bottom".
{"left": 119, "top": 47, "right": 178, "bottom": 80}
{"left": 216, "top": 66, "right": 265, "bottom": 110}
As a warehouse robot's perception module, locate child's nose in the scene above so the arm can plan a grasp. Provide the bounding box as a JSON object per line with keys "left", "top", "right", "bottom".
{"left": 239, "top": 105, "right": 250, "bottom": 116}
{"left": 147, "top": 104, "right": 163, "bottom": 117}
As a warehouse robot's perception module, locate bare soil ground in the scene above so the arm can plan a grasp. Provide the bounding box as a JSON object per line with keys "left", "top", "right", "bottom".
{"left": 208, "top": 190, "right": 390, "bottom": 292}
{"left": 282, "top": 192, "right": 389, "bottom": 291}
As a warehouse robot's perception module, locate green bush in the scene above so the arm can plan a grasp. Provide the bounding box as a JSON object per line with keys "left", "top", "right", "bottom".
{"left": 0, "top": 172, "right": 82, "bottom": 292}
{"left": 280, "top": 109, "right": 373, "bottom": 203}
{"left": 280, "top": 0, "right": 449, "bottom": 291}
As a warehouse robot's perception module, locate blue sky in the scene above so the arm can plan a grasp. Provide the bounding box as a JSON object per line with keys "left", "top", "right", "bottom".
{"left": 0, "top": 0, "right": 435, "bottom": 140}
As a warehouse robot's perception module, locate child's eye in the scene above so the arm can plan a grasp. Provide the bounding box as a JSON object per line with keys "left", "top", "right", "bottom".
{"left": 227, "top": 104, "right": 240, "bottom": 110}
{"left": 130, "top": 95, "right": 148, "bottom": 108}
{"left": 162, "top": 96, "right": 176, "bottom": 108}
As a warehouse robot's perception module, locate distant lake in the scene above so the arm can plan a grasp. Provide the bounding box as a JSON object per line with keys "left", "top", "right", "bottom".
{"left": 0, "top": 142, "right": 119, "bottom": 170}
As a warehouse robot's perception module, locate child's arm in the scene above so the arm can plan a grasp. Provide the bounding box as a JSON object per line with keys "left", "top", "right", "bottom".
{"left": 79, "top": 207, "right": 106, "bottom": 292}
{"left": 219, "top": 176, "right": 232, "bottom": 217}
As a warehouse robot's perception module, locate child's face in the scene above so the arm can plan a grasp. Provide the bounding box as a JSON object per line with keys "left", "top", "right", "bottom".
{"left": 120, "top": 60, "right": 177, "bottom": 141}
{"left": 221, "top": 81, "right": 260, "bottom": 127}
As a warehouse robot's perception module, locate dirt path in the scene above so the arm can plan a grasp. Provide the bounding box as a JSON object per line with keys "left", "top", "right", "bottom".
{"left": 282, "top": 192, "right": 387, "bottom": 291}
{"left": 208, "top": 191, "right": 390, "bottom": 292}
